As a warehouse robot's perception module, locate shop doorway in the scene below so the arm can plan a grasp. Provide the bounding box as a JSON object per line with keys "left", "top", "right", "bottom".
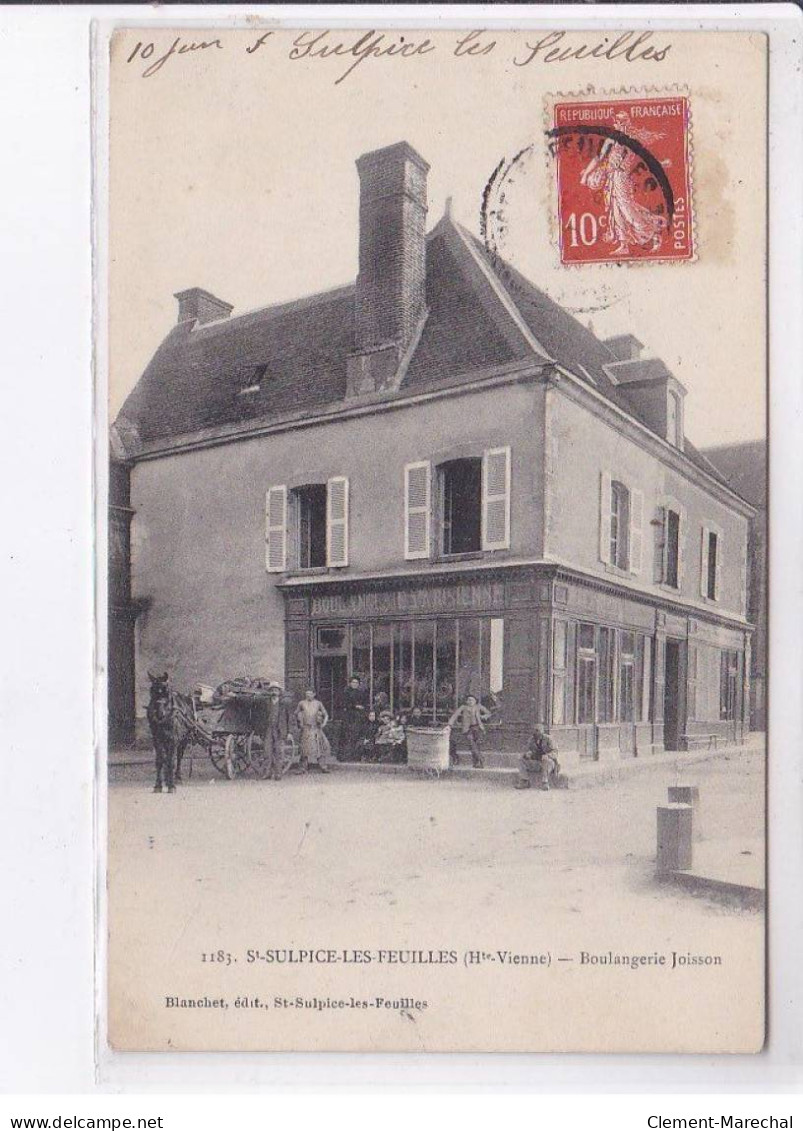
{"left": 315, "top": 655, "right": 348, "bottom": 754}
{"left": 663, "top": 639, "right": 682, "bottom": 751}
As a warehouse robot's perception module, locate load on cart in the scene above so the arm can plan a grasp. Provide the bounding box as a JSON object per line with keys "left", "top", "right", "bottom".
{"left": 183, "top": 676, "right": 297, "bottom": 781}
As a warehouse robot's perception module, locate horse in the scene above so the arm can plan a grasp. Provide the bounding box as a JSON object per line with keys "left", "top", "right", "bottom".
{"left": 146, "top": 671, "right": 194, "bottom": 792}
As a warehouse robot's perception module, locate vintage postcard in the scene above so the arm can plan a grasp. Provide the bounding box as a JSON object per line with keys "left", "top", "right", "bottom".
{"left": 105, "top": 25, "right": 767, "bottom": 1052}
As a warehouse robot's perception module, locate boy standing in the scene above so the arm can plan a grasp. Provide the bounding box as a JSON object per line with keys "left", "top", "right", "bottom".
{"left": 447, "top": 695, "right": 491, "bottom": 768}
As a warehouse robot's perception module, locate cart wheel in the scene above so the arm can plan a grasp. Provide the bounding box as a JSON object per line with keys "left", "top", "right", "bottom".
{"left": 223, "top": 735, "right": 238, "bottom": 780}
{"left": 247, "top": 733, "right": 269, "bottom": 778}
{"left": 181, "top": 749, "right": 194, "bottom": 781}
{"left": 424, "top": 766, "right": 440, "bottom": 781}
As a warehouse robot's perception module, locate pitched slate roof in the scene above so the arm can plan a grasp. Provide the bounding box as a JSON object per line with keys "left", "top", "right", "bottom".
{"left": 113, "top": 211, "right": 732, "bottom": 492}
{"left": 701, "top": 440, "right": 767, "bottom": 508}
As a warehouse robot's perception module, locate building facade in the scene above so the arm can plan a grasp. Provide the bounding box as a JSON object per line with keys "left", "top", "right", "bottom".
{"left": 701, "top": 440, "right": 767, "bottom": 731}
{"left": 112, "top": 141, "right": 754, "bottom": 765}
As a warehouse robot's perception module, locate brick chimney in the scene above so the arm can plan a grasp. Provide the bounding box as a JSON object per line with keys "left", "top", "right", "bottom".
{"left": 347, "top": 142, "right": 429, "bottom": 396}
{"left": 174, "top": 287, "right": 233, "bottom": 327}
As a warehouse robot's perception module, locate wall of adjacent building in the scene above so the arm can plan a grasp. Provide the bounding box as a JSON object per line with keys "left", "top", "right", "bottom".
{"left": 544, "top": 387, "right": 750, "bottom": 623}
{"left": 130, "top": 379, "right": 545, "bottom": 709}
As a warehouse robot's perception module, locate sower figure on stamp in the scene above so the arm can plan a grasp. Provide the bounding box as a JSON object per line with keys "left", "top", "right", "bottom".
{"left": 263, "top": 682, "right": 292, "bottom": 780}
{"left": 516, "top": 724, "right": 560, "bottom": 791}
{"left": 294, "top": 687, "right": 332, "bottom": 774}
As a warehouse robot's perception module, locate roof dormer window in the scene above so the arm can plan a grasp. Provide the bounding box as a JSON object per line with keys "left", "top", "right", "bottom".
{"left": 667, "top": 388, "right": 683, "bottom": 449}
{"left": 238, "top": 364, "right": 268, "bottom": 396}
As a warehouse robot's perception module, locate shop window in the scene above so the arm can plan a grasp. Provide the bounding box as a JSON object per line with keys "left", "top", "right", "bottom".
{"left": 720, "top": 649, "right": 739, "bottom": 720}
{"left": 436, "top": 620, "right": 457, "bottom": 716}
{"left": 639, "top": 636, "right": 653, "bottom": 723}
{"left": 552, "top": 620, "right": 568, "bottom": 726}
{"left": 610, "top": 482, "right": 630, "bottom": 570}
{"left": 372, "top": 623, "right": 393, "bottom": 712}
{"left": 393, "top": 622, "right": 414, "bottom": 712}
{"left": 351, "top": 624, "right": 371, "bottom": 700}
{"left": 577, "top": 623, "right": 596, "bottom": 724}
{"left": 598, "top": 627, "right": 616, "bottom": 723}
{"left": 316, "top": 626, "right": 347, "bottom": 652}
{"left": 293, "top": 483, "right": 328, "bottom": 569}
{"left": 414, "top": 621, "right": 436, "bottom": 717}
{"left": 488, "top": 619, "right": 504, "bottom": 704}
{"left": 345, "top": 617, "right": 504, "bottom": 724}
{"left": 439, "top": 458, "right": 482, "bottom": 555}
{"left": 619, "top": 632, "right": 636, "bottom": 722}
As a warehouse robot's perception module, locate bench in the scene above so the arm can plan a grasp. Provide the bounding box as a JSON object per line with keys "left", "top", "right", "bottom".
{"left": 682, "top": 733, "right": 719, "bottom": 751}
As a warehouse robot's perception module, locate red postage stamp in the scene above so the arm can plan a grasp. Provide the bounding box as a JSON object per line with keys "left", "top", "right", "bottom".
{"left": 550, "top": 94, "right": 694, "bottom": 265}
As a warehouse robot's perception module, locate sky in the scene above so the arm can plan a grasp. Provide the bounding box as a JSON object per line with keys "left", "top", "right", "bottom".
{"left": 109, "top": 27, "right": 767, "bottom": 448}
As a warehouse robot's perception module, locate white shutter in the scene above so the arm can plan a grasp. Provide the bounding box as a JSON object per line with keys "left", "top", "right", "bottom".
{"left": 482, "top": 446, "right": 511, "bottom": 551}
{"left": 677, "top": 508, "right": 686, "bottom": 589}
{"left": 326, "top": 476, "right": 349, "bottom": 567}
{"left": 699, "top": 526, "right": 710, "bottom": 598}
{"left": 629, "top": 488, "right": 643, "bottom": 575}
{"left": 404, "top": 461, "right": 431, "bottom": 560}
{"left": 265, "top": 486, "right": 287, "bottom": 573}
{"left": 599, "top": 470, "right": 613, "bottom": 564}
{"left": 714, "top": 532, "right": 722, "bottom": 602}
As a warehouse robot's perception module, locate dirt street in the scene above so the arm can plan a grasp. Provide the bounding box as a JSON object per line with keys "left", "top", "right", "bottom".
{"left": 107, "top": 747, "right": 765, "bottom": 1053}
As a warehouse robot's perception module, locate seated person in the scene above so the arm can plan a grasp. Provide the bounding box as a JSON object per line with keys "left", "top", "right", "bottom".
{"left": 516, "top": 725, "right": 560, "bottom": 791}
{"left": 374, "top": 710, "right": 407, "bottom": 763}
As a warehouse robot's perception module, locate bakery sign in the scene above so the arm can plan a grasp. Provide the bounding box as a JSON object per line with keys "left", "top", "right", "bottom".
{"left": 311, "top": 581, "right": 506, "bottom": 618}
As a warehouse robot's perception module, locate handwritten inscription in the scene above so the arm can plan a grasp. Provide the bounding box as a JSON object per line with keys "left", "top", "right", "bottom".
{"left": 123, "top": 30, "right": 673, "bottom": 83}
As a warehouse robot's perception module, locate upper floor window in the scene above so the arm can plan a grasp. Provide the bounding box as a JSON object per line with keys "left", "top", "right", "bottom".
{"left": 599, "top": 473, "right": 643, "bottom": 574}
{"left": 295, "top": 484, "right": 327, "bottom": 569}
{"left": 404, "top": 447, "right": 511, "bottom": 562}
{"left": 610, "top": 481, "right": 630, "bottom": 570}
{"left": 439, "top": 458, "right": 482, "bottom": 555}
{"left": 655, "top": 505, "right": 681, "bottom": 589}
{"left": 667, "top": 390, "right": 682, "bottom": 448}
{"left": 700, "top": 526, "right": 721, "bottom": 601}
{"left": 265, "top": 477, "right": 349, "bottom": 573}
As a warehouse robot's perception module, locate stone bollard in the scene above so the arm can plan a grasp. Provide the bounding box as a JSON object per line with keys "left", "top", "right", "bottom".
{"left": 668, "top": 785, "right": 702, "bottom": 841}
{"left": 656, "top": 803, "right": 693, "bottom": 874}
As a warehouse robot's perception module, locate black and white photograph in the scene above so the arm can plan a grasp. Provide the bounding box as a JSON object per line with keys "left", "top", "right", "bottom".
{"left": 105, "top": 25, "right": 767, "bottom": 1053}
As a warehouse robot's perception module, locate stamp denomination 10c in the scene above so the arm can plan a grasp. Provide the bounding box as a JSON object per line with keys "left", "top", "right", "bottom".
{"left": 549, "top": 94, "right": 694, "bottom": 265}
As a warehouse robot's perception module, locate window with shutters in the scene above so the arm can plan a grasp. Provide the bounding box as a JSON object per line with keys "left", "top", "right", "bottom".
{"left": 285, "top": 478, "right": 349, "bottom": 571}
{"left": 438, "top": 458, "right": 482, "bottom": 555}
{"left": 610, "top": 481, "right": 630, "bottom": 570}
{"left": 700, "top": 527, "right": 720, "bottom": 601}
{"left": 293, "top": 484, "right": 327, "bottom": 569}
{"left": 657, "top": 507, "right": 681, "bottom": 589}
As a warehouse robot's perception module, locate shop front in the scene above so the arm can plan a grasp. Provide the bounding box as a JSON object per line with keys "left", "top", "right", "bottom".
{"left": 279, "top": 566, "right": 750, "bottom": 764}
{"left": 280, "top": 567, "right": 555, "bottom": 756}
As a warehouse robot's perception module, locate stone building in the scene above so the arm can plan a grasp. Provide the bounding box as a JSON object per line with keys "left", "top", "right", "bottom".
{"left": 701, "top": 439, "right": 767, "bottom": 731}
{"left": 111, "top": 141, "right": 754, "bottom": 765}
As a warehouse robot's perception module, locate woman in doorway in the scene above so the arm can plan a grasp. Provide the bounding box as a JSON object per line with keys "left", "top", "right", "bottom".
{"left": 294, "top": 687, "right": 331, "bottom": 773}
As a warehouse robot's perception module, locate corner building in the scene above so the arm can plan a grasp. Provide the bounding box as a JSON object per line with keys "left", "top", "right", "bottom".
{"left": 113, "top": 141, "right": 754, "bottom": 766}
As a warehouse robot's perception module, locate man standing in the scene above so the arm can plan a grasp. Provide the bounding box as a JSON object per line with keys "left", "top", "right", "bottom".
{"left": 341, "top": 675, "right": 368, "bottom": 761}
{"left": 263, "top": 682, "right": 292, "bottom": 780}
{"left": 516, "top": 725, "right": 560, "bottom": 791}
